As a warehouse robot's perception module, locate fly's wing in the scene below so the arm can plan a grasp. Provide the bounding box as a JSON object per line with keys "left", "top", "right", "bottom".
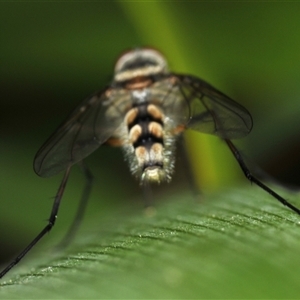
{"left": 34, "top": 88, "right": 125, "bottom": 177}
{"left": 174, "top": 74, "right": 253, "bottom": 139}
{"left": 147, "top": 76, "right": 191, "bottom": 130}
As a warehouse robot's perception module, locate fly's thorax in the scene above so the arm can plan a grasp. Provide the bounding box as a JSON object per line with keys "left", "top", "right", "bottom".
{"left": 121, "top": 102, "right": 178, "bottom": 184}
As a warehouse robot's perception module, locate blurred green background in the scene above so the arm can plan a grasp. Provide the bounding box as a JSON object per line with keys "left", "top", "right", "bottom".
{"left": 1, "top": 1, "right": 300, "bottom": 296}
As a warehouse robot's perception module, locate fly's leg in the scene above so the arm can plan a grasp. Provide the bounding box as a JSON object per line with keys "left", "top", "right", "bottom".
{"left": 141, "top": 183, "right": 159, "bottom": 217}
{"left": 142, "top": 182, "right": 154, "bottom": 208}
{"left": 225, "top": 139, "right": 300, "bottom": 215}
{"left": 55, "top": 161, "right": 93, "bottom": 250}
{"left": 0, "top": 166, "right": 72, "bottom": 279}
{"left": 179, "top": 135, "right": 201, "bottom": 198}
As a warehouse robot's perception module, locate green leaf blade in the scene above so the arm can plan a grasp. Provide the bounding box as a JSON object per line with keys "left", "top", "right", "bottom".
{"left": 1, "top": 186, "right": 300, "bottom": 298}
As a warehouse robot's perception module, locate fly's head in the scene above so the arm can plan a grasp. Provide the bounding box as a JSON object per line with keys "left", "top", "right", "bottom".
{"left": 114, "top": 48, "right": 168, "bottom": 83}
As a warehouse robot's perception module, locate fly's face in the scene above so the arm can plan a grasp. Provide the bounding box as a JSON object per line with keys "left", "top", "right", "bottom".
{"left": 113, "top": 48, "right": 168, "bottom": 82}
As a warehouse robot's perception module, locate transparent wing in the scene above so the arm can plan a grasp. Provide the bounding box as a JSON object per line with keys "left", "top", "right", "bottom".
{"left": 34, "top": 88, "right": 125, "bottom": 177}
{"left": 174, "top": 74, "right": 253, "bottom": 139}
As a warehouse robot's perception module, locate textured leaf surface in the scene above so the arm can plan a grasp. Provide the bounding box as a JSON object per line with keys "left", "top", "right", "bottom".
{"left": 1, "top": 186, "right": 300, "bottom": 299}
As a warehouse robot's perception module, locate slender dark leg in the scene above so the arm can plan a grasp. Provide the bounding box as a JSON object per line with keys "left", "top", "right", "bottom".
{"left": 142, "top": 182, "right": 154, "bottom": 208}
{"left": 179, "top": 135, "right": 201, "bottom": 197}
{"left": 0, "top": 166, "right": 72, "bottom": 279}
{"left": 225, "top": 139, "right": 300, "bottom": 215}
{"left": 55, "top": 161, "right": 93, "bottom": 249}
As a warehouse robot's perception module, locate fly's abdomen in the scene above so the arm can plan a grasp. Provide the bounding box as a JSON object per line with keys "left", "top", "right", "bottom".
{"left": 122, "top": 103, "right": 177, "bottom": 184}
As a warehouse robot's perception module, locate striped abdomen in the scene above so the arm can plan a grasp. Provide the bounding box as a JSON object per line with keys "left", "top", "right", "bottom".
{"left": 122, "top": 102, "right": 177, "bottom": 184}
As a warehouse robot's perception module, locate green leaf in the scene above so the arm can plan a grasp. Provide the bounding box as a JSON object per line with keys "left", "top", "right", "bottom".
{"left": 1, "top": 185, "right": 300, "bottom": 298}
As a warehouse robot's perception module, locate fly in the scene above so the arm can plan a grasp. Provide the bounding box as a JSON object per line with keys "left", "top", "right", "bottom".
{"left": 1, "top": 48, "right": 299, "bottom": 279}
